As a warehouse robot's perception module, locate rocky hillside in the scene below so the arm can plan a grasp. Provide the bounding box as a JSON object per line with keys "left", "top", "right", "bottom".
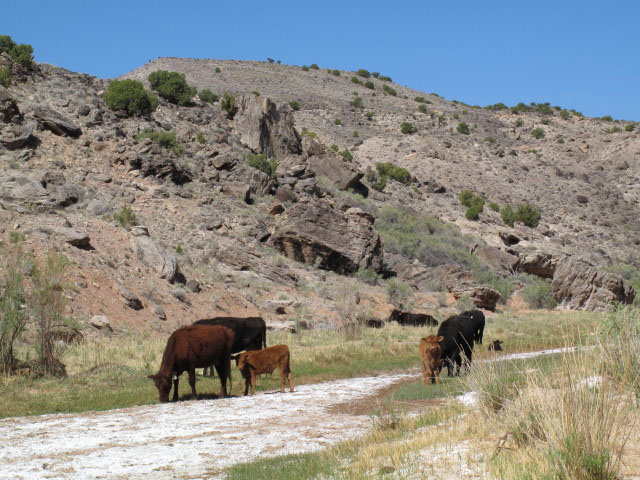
{"left": 0, "top": 52, "right": 636, "bottom": 338}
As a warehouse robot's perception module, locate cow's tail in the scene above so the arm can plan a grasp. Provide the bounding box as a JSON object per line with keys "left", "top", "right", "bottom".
{"left": 262, "top": 327, "right": 267, "bottom": 349}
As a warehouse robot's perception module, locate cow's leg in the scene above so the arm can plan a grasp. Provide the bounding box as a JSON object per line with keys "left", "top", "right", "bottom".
{"left": 188, "top": 368, "right": 197, "bottom": 400}
{"left": 172, "top": 375, "right": 180, "bottom": 402}
{"left": 279, "top": 368, "right": 286, "bottom": 393}
{"left": 214, "top": 362, "right": 228, "bottom": 399}
{"left": 250, "top": 372, "right": 257, "bottom": 395}
{"left": 244, "top": 374, "right": 250, "bottom": 396}
{"left": 421, "top": 359, "right": 428, "bottom": 386}
{"left": 288, "top": 372, "right": 294, "bottom": 392}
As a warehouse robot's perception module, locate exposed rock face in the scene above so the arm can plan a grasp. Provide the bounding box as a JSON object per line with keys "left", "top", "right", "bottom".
{"left": 32, "top": 106, "right": 82, "bottom": 137}
{"left": 38, "top": 225, "right": 91, "bottom": 248}
{"left": 216, "top": 246, "right": 298, "bottom": 286}
{"left": 551, "top": 257, "right": 635, "bottom": 310}
{"left": 451, "top": 285, "right": 501, "bottom": 311}
{"left": 269, "top": 202, "right": 383, "bottom": 275}
{"left": 117, "top": 284, "right": 143, "bottom": 310}
{"left": 303, "top": 136, "right": 364, "bottom": 190}
{"left": 129, "top": 226, "right": 179, "bottom": 282}
{"left": 472, "top": 245, "right": 519, "bottom": 275}
{"left": 233, "top": 95, "right": 301, "bottom": 158}
{"left": 0, "top": 86, "right": 22, "bottom": 123}
{"left": 516, "top": 251, "right": 558, "bottom": 278}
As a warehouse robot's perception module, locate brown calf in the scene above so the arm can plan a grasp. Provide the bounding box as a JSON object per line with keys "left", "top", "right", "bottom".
{"left": 148, "top": 325, "right": 234, "bottom": 402}
{"left": 233, "top": 344, "right": 294, "bottom": 396}
{"left": 419, "top": 335, "right": 444, "bottom": 385}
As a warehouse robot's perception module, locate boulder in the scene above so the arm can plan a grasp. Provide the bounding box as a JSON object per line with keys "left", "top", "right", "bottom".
{"left": 153, "top": 304, "right": 167, "bottom": 321}
{"left": 32, "top": 107, "right": 82, "bottom": 137}
{"left": 0, "top": 86, "right": 21, "bottom": 123}
{"left": 517, "top": 251, "right": 557, "bottom": 278}
{"left": 216, "top": 246, "right": 298, "bottom": 286}
{"left": 472, "top": 245, "right": 519, "bottom": 275}
{"left": 129, "top": 226, "right": 179, "bottom": 282}
{"left": 451, "top": 285, "right": 501, "bottom": 311}
{"left": 117, "top": 284, "right": 143, "bottom": 310}
{"left": 303, "top": 136, "right": 363, "bottom": 190}
{"left": 0, "top": 172, "right": 52, "bottom": 210}
{"left": 233, "top": 95, "right": 302, "bottom": 158}
{"left": 551, "top": 257, "right": 635, "bottom": 310}
{"left": 90, "top": 315, "right": 112, "bottom": 331}
{"left": 128, "top": 152, "right": 192, "bottom": 185}
{"left": 275, "top": 186, "right": 298, "bottom": 203}
{"left": 39, "top": 225, "right": 91, "bottom": 248}
{"left": 269, "top": 202, "right": 383, "bottom": 275}
{"left": 0, "top": 126, "right": 35, "bottom": 149}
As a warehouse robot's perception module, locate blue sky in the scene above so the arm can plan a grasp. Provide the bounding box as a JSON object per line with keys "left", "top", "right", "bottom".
{"left": 4, "top": 0, "right": 639, "bottom": 120}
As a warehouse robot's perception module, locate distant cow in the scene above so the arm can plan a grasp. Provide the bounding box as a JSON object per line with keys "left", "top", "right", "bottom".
{"left": 148, "top": 325, "right": 234, "bottom": 402}
{"left": 365, "top": 318, "right": 384, "bottom": 328}
{"left": 436, "top": 315, "right": 475, "bottom": 377}
{"left": 388, "top": 309, "right": 438, "bottom": 327}
{"left": 194, "top": 317, "right": 267, "bottom": 376}
{"left": 233, "top": 345, "right": 294, "bottom": 396}
{"left": 461, "top": 309, "right": 486, "bottom": 344}
{"left": 488, "top": 340, "right": 503, "bottom": 351}
{"left": 419, "top": 335, "right": 444, "bottom": 385}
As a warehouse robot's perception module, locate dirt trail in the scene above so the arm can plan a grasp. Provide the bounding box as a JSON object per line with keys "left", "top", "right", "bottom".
{"left": 0, "top": 347, "right": 574, "bottom": 480}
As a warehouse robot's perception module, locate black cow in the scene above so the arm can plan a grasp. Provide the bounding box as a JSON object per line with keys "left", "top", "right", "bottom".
{"left": 365, "top": 318, "right": 385, "bottom": 328}
{"left": 193, "top": 317, "right": 267, "bottom": 376}
{"left": 388, "top": 309, "right": 438, "bottom": 327}
{"left": 461, "top": 309, "right": 485, "bottom": 344}
{"left": 436, "top": 315, "right": 475, "bottom": 377}
{"left": 488, "top": 340, "right": 503, "bottom": 351}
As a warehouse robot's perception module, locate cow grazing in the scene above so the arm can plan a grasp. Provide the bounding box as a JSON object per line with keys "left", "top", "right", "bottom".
{"left": 461, "top": 309, "right": 486, "bottom": 344}
{"left": 233, "top": 345, "right": 293, "bottom": 396}
{"left": 488, "top": 340, "right": 503, "bottom": 351}
{"left": 388, "top": 309, "right": 438, "bottom": 327}
{"left": 436, "top": 315, "right": 475, "bottom": 377}
{"left": 365, "top": 318, "right": 384, "bottom": 328}
{"left": 148, "top": 325, "right": 234, "bottom": 402}
{"left": 419, "top": 335, "right": 444, "bottom": 385}
{"left": 194, "top": 317, "right": 267, "bottom": 376}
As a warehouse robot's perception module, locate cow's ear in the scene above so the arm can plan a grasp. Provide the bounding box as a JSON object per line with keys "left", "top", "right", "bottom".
{"left": 437, "top": 336, "right": 445, "bottom": 342}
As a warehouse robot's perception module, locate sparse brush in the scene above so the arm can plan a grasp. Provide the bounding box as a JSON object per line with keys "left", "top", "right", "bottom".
{"left": 463, "top": 357, "right": 525, "bottom": 414}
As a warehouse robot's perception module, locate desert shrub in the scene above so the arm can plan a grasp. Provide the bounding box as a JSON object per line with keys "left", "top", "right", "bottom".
{"left": 400, "top": 122, "right": 417, "bottom": 134}
{"left": 112, "top": 206, "right": 137, "bottom": 228}
{"left": 455, "top": 294, "right": 476, "bottom": 312}
{"left": 541, "top": 118, "right": 549, "bottom": 125}
{"left": 417, "top": 104, "right": 427, "bottom": 114}
{"left": 198, "top": 89, "right": 218, "bottom": 103}
{"left": 267, "top": 58, "right": 274, "bottom": 63}
{"left": 453, "top": 112, "right": 459, "bottom": 119}
{"left": 624, "top": 124, "right": 635, "bottom": 131}
{"left": 501, "top": 204, "right": 516, "bottom": 227}
{"left": 383, "top": 85, "right": 397, "bottom": 96}
{"left": 196, "top": 132, "right": 206, "bottom": 144}
{"left": 372, "top": 72, "right": 380, "bottom": 78}
{"left": 465, "top": 205, "right": 482, "bottom": 220}
{"left": 0, "top": 35, "right": 34, "bottom": 70}
{"left": 414, "top": 96, "right": 427, "bottom": 103}
{"left": 357, "top": 68, "right": 371, "bottom": 78}
{"left": 220, "top": 92, "right": 236, "bottom": 118}
{"left": 514, "top": 118, "right": 524, "bottom": 127}
{"left": 349, "top": 96, "right": 363, "bottom": 108}
{"left": 379, "top": 75, "right": 392, "bottom": 82}
{"left": 340, "top": 149, "right": 352, "bottom": 162}
{"left": 530, "top": 127, "right": 545, "bottom": 139}
{"left": 533, "top": 102, "right": 553, "bottom": 115}
{"left": 598, "top": 305, "right": 640, "bottom": 392}
{"left": 135, "top": 128, "right": 183, "bottom": 155}
{"left": 488, "top": 202, "right": 500, "bottom": 212}
{"left": 486, "top": 102, "right": 508, "bottom": 111}
{"left": 300, "top": 128, "right": 317, "bottom": 139}
{"left": 246, "top": 153, "right": 277, "bottom": 180}
{"left": 310, "top": 63, "right": 319, "bottom": 69}
{"left": 522, "top": 277, "right": 556, "bottom": 309}
{"left": 103, "top": 79, "right": 158, "bottom": 116}
{"left": 147, "top": 70, "right": 196, "bottom": 106}
{"left": 215, "top": 67, "right": 221, "bottom": 73}
{"left": 456, "top": 122, "right": 470, "bottom": 135}
{"left": 355, "top": 268, "right": 382, "bottom": 286}
{"left": 351, "top": 76, "right": 361, "bottom": 84}
{"left": 605, "top": 126, "right": 622, "bottom": 134}
{"left": 485, "top": 137, "right": 496, "bottom": 144}
{"left": 371, "top": 175, "right": 387, "bottom": 191}
{"left": 364, "top": 81, "right": 374, "bottom": 90}
{"left": 365, "top": 111, "right": 374, "bottom": 120}
{"left": 464, "top": 357, "right": 524, "bottom": 414}
{"left": 376, "top": 162, "right": 412, "bottom": 184}
{"left": 458, "top": 190, "right": 474, "bottom": 207}
{"left": 301, "top": 65, "right": 309, "bottom": 71}
{"left": 559, "top": 109, "right": 571, "bottom": 120}
{"left": 515, "top": 203, "right": 541, "bottom": 227}
{"left": 352, "top": 131, "right": 359, "bottom": 138}
{"left": 289, "top": 100, "right": 300, "bottom": 111}
{"left": 330, "top": 144, "right": 339, "bottom": 152}
{"left": 510, "top": 102, "right": 532, "bottom": 114}
{"left": 386, "top": 279, "right": 411, "bottom": 309}
{"left": 600, "top": 115, "right": 614, "bottom": 122}
{"left": 252, "top": 90, "right": 260, "bottom": 96}
{"left": 331, "top": 69, "right": 340, "bottom": 77}
{"left": 334, "top": 118, "right": 342, "bottom": 126}
{"left": 0, "top": 67, "right": 10, "bottom": 88}
{"left": 0, "top": 238, "right": 27, "bottom": 373}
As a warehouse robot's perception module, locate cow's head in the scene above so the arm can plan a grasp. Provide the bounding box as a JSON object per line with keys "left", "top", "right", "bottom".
{"left": 231, "top": 353, "right": 250, "bottom": 371}
{"left": 389, "top": 309, "right": 401, "bottom": 321}
{"left": 148, "top": 373, "right": 172, "bottom": 402}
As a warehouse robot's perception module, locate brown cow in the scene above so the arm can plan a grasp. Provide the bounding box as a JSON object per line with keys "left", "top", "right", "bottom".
{"left": 233, "top": 344, "right": 294, "bottom": 396}
{"left": 148, "top": 325, "right": 234, "bottom": 402}
{"left": 419, "top": 335, "right": 444, "bottom": 385}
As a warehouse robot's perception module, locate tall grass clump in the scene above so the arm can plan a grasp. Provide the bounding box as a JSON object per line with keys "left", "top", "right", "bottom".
{"left": 0, "top": 237, "right": 27, "bottom": 373}
{"left": 521, "top": 277, "right": 556, "bottom": 309}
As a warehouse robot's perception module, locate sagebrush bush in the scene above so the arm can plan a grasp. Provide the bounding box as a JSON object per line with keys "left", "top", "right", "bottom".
{"left": 365, "top": 111, "right": 374, "bottom": 120}
{"left": 514, "top": 118, "right": 524, "bottom": 127}
{"left": 340, "top": 149, "right": 353, "bottom": 162}
{"left": 196, "top": 132, "right": 206, "bottom": 144}
{"left": 246, "top": 153, "right": 277, "bottom": 180}
{"left": 488, "top": 202, "right": 500, "bottom": 212}
{"left": 379, "top": 75, "right": 392, "bottom": 82}
{"left": 0, "top": 67, "right": 10, "bottom": 88}
{"left": 330, "top": 144, "right": 339, "bottom": 152}
{"left": 198, "top": 89, "right": 218, "bottom": 103}
{"left": 531, "top": 127, "right": 545, "bottom": 139}
{"left": 364, "top": 81, "right": 374, "bottom": 90}
{"left": 104, "top": 79, "right": 158, "bottom": 116}
{"left": 331, "top": 69, "right": 340, "bottom": 77}
{"left": 148, "top": 70, "right": 196, "bottom": 106}
{"left": 386, "top": 279, "right": 412, "bottom": 309}
{"left": 220, "top": 92, "right": 235, "bottom": 118}
{"left": 357, "top": 69, "right": 370, "bottom": 78}
{"left": 112, "top": 206, "right": 137, "bottom": 228}
{"left": 486, "top": 102, "right": 508, "bottom": 111}
{"left": 383, "top": 84, "right": 397, "bottom": 96}
{"left": 501, "top": 204, "right": 516, "bottom": 227}
{"left": 310, "top": 63, "right": 319, "bottom": 69}
{"left": 600, "top": 115, "right": 614, "bottom": 122}
{"left": 417, "top": 104, "right": 427, "bottom": 114}
{"left": 135, "top": 128, "right": 183, "bottom": 155}
{"left": 289, "top": 100, "right": 300, "bottom": 111}
{"left": 355, "top": 268, "right": 382, "bottom": 286}
{"left": 456, "top": 122, "right": 470, "bottom": 135}
{"left": 351, "top": 76, "right": 361, "bottom": 84}
{"left": 624, "top": 124, "right": 635, "bottom": 131}
{"left": 301, "top": 65, "right": 309, "bottom": 71}
{"left": 376, "top": 162, "right": 412, "bottom": 184}
{"left": 0, "top": 35, "right": 34, "bottom": 70}
{"left": 458, "top": 190, "right": 474, "bottom": 207}
{"left": 515, "top": 203, "right": 541, "bottom": 227}
{"left": 522, "top": 277, "right": 556, "bottom": 309}
{"left": 400, "top": 122, "right": 417, "bottom": 134}
{"left": 349, "top": 96, "right": 363, "bottom": 108}
{"left": 559, "top": 109, "right": 571, "bottom": 120}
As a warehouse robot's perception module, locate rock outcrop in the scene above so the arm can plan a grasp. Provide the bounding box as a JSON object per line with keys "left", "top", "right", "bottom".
{"left": 516, "top": 251, "right": 557, "bottom": 278}
{"left": 269, "top": 202, "right": 383, "bottom": 275}
{"left": 129, "top": 226, "right": 179, "bottom": 282}
{"left": 472, "top": 245, "right": 519, "bottom": 275}
{"left": 551, "top": 257, "right": 635, "bottom": 310}
{"left": 32, "top": 106, "right": 82, "bottom": 137}
{"left": 303, "top": 136, "right": 363, "bottom": 190}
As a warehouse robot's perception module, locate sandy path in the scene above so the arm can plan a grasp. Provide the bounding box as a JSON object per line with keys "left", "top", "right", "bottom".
{"left": 0, "top": 347, "right": 574, "bottom": 480}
